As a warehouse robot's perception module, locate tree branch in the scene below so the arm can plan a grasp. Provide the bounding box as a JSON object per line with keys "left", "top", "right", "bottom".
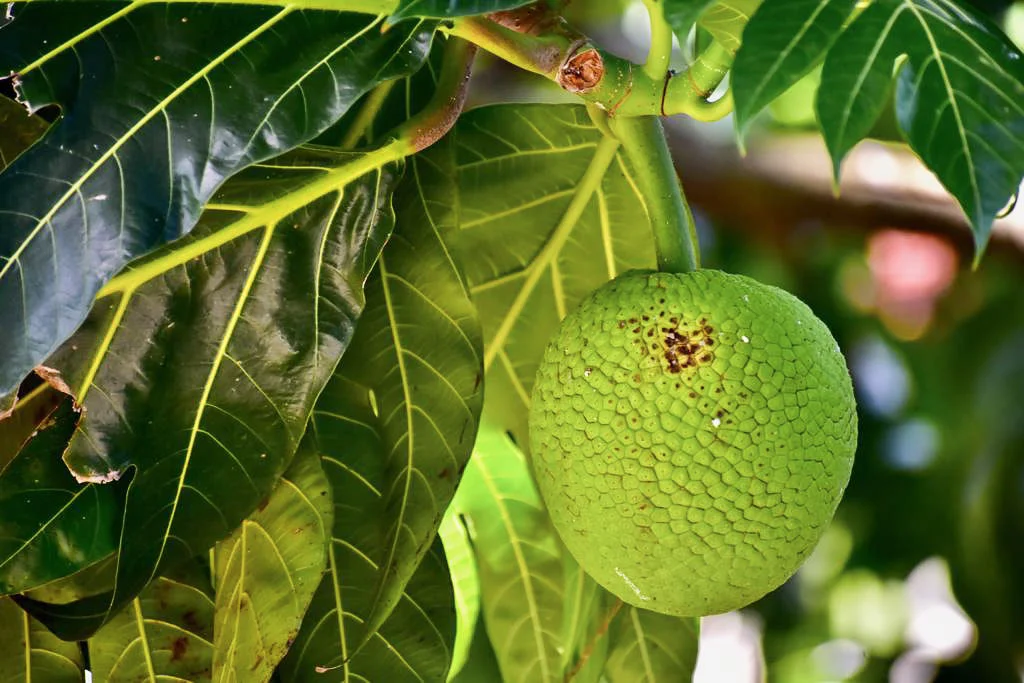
{"left": 448, "top": 4, "right": 732, "bottom": 119}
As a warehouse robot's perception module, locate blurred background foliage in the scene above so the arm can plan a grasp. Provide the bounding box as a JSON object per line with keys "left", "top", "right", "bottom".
{"left": 465, "top": 1, "right": 1024, "bottom": 681}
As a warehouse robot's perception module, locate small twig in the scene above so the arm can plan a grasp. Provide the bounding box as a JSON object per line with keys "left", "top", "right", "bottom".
{"left": 564, "top": 598, "right": 624, "bottom": 681}
{"left": 448, "top": 8, "right": 733, "bottom": 120}
{"left": 394, "top": 37, "right": 477, "bottom": 154}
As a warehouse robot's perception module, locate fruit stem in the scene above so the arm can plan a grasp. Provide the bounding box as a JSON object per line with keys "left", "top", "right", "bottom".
{"left": 608, "top": 115, "right": 700, "bottom": 273}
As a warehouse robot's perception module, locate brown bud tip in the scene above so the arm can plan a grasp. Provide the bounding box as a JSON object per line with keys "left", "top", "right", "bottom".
{"left": 558, "top": 48, "right": 603, "bottom": 94}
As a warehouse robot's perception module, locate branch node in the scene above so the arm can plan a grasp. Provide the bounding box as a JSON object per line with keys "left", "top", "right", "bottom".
{"left": 558, "top": 47, "right": 603, "bottom": 93}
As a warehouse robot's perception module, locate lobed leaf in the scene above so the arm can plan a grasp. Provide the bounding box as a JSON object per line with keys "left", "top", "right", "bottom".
{"left": 0, "top": 597, "right": 85, "bottom": 682}
{"left": 211, "top": 446, "right": 332, "bottom": 682}
{"left": 731, "top": 0, "right": 858, "bottom": 140}
{"left": 15, "top": 143, "right": 403, "bottom": 640}
{"left": 0, "top": 5, "right": 431, "bottom": 398}
{"left": 821, "top": 0, "right": 1024, "bottom": 253}
{"left": 278, "top": 132, "right": 482, "bottom": 679}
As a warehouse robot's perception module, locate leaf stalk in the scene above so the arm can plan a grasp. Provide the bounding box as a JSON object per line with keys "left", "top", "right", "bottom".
{"left": 608, "top": 115, "right": 700, "bottom": 273}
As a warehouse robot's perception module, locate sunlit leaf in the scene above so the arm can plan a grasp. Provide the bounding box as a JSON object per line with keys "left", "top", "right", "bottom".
{"left": 603, "top": 607, "right": 700, "bottom": 682}
{"left": 445, "top": 103, "right": 656, "bottom": 449}
{"left": 438, "top": 509, "right": 480, "bottom": 681}
{"left": 87, "top": 564, "right": 215, "bottom": 682}
{"left": 699, "top": 0, "right": 763, "bottom": 53}
{"left": 212, "top": 446, "right": 332, "bottom": 682}
{"left": 816, "top": 0, "right": 1024, "bottom": 252}
{"left": 15, "top": 143, "right": 403, "bottom": 640}
{"left": 390, "top": 0, "right": 533, "bottom": 21}
{"left": 0, "top": 5, "right": 431, "bottom": 398}
{"left": 0, "top": 598, "right": 84, "bottom": 682}
{"left": 278, "top": 134, "right": 482, "bottom": 679}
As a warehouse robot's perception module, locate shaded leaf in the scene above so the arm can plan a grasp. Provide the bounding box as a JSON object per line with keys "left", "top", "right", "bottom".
{"left": 603, "top": 608, "right": 700, "bottom": 683}
{"left": 87, "top": 565, "right": 215, "bottom": 682}
{"left": 0, "top": 5, "right": 432, "bottom": 397}
{"left": 212, "top": 445, "right": 333, "bottom": 682}
{"left": 731, "top": 0, "right": 858, "bottom": 140}
{"left": 279, "top": 538, "right": 456, "bottom": 682}
{"left": 445, "top": 104, "right": 656, "bottom": 448}
{"left": 278, "top": 133, "right": 481, "bottom": 679}
{"left": 816, "top": 0, "right": 1024, "bottom": 252}
{"left": 0, "top": 598, "right": 84, "bottom": 682}
{"left": 559, "top": 560, "right": 611, "bottom": 683}
{"left": 16, "top": 143, "right": 403, "bottom": 640}
{"left": 0, "top": 397, "right": 123, "bottom": 595}
{"left": 0, "top": 95, "right": 46, "bottom": 173}
{"left": 438, "top": 509, "right": 480, "bottom": 681}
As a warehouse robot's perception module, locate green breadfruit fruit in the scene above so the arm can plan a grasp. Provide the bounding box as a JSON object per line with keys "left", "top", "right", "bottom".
{"left": 529, "top": 269, "right": 857, "bottom": 617}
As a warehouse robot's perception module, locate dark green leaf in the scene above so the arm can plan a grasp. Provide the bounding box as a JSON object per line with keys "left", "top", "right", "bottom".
{"left": 278, "top": 134, "right": 482, "bottom": 679}
{"left": 603, "top": 607, "right": 700, "bottom": 682}
{"left": 0, "top": 598, "right": 84, "bottom": 682}
{"left": 390, "top": 0, "right": 531, "bottom": 21}
{"left": 212, "top": 445, "right": 332, "bottom": 681}
{"left": 0, "top": 95, "right": 46, "bottom": 172}
{"left": 0, "top": 397, "right": 122, "bottom": 595}
{"left": 731, "top": 0, "right": 858, "bottom": 140}
{"left": 0, "top": 5, "right": 432, "bottom": 397}
{"left": 816, "top": 0, "right": 1024, "bottom": 252}
{"left": 15, "top": 143, "right": 402, "bottom": 640}
{"left": 87, "top": 566, "right": 215, "bottom": 682}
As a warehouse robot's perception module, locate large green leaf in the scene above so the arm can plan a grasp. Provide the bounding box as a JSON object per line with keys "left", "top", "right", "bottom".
{"left": 823, "top": 0, "right": 1024, "bottom": 252}
{"left": 444, "top": 103, "right": 656, "bottom": 448}
{"left": 0, "top": 5, "right": 431, "bottom": 398}
{"left": 212, "top": 445, "right": 332, "bottom": 682}
{"left": 0, "top": 397, "right": 122, "bottom": 595}
{"left": 277, "top": 134, "right": 482, "bottom": 679}
{"left": 603, "top": 608, "right": 700, "bottom": 682}
{"left": 15, "top": 143, "right": 403, "bottom": 640}
{"left": 0, "top": 598, "right": 84, "bottom": 682}
{"left": 87, "top": 565, "right": 215, "bottom": 682}
{"left": 665, "top": 1, "right": 719, "bottom": 44}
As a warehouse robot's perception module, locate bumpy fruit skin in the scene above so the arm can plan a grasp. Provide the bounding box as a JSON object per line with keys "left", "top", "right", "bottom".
{"left": 529, "top": 269, "right": 856, "bottom": 617}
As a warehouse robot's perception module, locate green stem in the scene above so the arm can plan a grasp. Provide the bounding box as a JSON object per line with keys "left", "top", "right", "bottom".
{"left": 608, "top": 115, "right": 699, "bottom": 273}
{"left": 447, "top": 14, "right": 732, "bottom": 120}
{"left": 641, "top": 0, "right": 674, "bottom": 82}
{"left": 392, "top": 37, "right": 477, "bottom": 154}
